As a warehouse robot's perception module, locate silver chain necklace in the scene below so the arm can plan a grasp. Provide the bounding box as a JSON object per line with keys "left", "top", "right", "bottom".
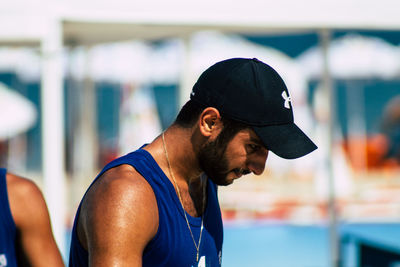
{"left": 161, "top": 132, "right": 206, "bottom": 262}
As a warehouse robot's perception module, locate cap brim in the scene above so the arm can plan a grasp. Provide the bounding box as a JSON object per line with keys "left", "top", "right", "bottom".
{"left": 253, "top": 123, "right": 317, "bottom": 159}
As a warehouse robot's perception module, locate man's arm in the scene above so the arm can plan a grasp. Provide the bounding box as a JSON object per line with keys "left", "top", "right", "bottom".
{"left": 6, "top": 173, "right": 65, "bottom": 267}
{"left": 77, "top": 164, "right": 159, "bottom": 267}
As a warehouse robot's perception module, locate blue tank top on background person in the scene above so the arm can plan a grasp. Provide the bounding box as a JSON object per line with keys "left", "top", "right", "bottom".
{"left": 69, "top": 148, "right": 223, "bottom": 267}
{"left": 0, "top": 168, "right": 18, "bottom": 267}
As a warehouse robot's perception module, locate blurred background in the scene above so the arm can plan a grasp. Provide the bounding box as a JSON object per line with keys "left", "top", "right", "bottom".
{"left": 1, "top": 1, "right": 400, "bottom": 266}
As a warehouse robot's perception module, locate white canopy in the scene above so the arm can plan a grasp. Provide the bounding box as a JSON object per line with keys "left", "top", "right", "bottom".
{"left": 1, "top": 0, "right": 400, "bottom": 46}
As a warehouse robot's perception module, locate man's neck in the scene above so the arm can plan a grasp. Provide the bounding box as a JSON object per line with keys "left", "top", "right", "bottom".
{"left": 144, "top": 125, "right": 207, "bottom": 216}
{"left": 145, "top": 125, "right": 203, "bottom": 185}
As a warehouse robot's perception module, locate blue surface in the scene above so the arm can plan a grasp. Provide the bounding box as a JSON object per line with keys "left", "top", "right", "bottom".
{"left": 222, "top": 222, "right": 400, "bottom": 267}
{"left": 223, "top": 223, "right": 330, "bottom": 267}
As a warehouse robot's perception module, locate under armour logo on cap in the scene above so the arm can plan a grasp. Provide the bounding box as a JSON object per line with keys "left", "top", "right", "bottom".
{"left": 0, "top": 254, "right": 7, "bottom": 267}
{"left": 281, "top": 91, "right": 291, "bottom": 109}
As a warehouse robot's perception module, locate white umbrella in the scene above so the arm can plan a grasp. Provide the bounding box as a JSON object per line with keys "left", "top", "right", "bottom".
{"left": 0, "top": 82, "right": 37, "bottom": 140}
{"left": 0, "top": 47, "right": 41, "bottom": 82}
{"left": 297, "top": 33, "right": 400, "bottom": 79}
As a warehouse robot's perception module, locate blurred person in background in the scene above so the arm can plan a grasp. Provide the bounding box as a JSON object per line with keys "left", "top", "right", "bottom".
{"left": 358, "top": 95, "right": 400, "bottom": 170}
{"left": 69, "top": 58, "right": 317, "bottom": 267}
{"left": 380, "top": 95, "right": 400, "bottom": 163}
{"left": 0, "top": 168, "right": 65, "bottom": 267}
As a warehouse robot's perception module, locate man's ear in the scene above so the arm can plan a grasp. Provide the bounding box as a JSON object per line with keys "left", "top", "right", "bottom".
{"left": 198, "top": 107, "right": 222, "bottom": 137}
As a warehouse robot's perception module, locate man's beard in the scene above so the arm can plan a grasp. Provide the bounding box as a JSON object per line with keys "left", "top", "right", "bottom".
{"left": 198, "top": 138, "right": 232, "bottom": 186}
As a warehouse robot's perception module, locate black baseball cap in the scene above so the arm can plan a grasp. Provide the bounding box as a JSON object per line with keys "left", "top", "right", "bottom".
{"left": 190, "top": 57, "right": 317, "bottom": 159}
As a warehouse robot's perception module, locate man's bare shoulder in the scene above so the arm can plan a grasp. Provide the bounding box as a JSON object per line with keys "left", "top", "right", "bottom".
{"left": 6, "top": 173, "right": 42, "bottom": 199}
{"left": 78, "top": 164, "right": 159, "bottom": 252}
{"left": 84, "top": 164, "right": 156, "bottom": 207}
{"left": 6, "top": 173, "right": 65, "bottom": 267}
{"left": 6, "top": 173, "right": 48, "bottom": 226}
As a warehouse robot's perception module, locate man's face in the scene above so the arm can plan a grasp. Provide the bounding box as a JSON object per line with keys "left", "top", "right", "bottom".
{"left": 198, "top": 128, "right": 269, "bottom": 186}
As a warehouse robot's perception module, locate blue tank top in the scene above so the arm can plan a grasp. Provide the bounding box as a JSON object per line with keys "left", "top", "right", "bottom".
{"left": 69, "top": 148, "right": 223, "bottom": 267}
{"left": 0, "top": 168, "right": 18, "bottom": 267}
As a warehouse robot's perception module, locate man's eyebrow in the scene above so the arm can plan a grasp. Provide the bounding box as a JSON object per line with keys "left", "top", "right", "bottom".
{"left": 249, "top": 136, "right": 264, "bottom": 146}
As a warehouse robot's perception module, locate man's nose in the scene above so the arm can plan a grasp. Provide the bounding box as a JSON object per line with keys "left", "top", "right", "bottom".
{"left": 247, "top": 149, "right": 269, "bottom": 175}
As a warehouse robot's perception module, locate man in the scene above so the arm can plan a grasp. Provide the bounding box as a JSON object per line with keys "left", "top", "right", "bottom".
{"left": 69, "top": 58, "right": 317, "bottom": 267}
{"left": 0, "top": 168, "right": 65, "bottom": 267}
{"left": 381, "top": 95, "right": 400, "bottom": 162}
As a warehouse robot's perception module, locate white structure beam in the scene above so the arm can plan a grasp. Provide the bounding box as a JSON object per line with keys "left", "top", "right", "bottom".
{"left": 40, "top": 17, "right": 67, "bottom": 258}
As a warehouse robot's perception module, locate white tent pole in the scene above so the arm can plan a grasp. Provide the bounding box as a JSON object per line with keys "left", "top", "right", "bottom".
{"left": 319, "top": 29, "right": 339, "bottom": 267}
{"left": 72, "top": 46, "right": 98, "bottom": 180}
{"left": 40, "top": 17, "right": 66, "bottom": 258}
{"left": 179, "top": 34, "right": 192, "bottom": 107}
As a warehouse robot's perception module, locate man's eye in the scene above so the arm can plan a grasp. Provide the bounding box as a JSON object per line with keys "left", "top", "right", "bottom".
{"left": 248, "top": 144, "right": 261, "bottom": 152}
